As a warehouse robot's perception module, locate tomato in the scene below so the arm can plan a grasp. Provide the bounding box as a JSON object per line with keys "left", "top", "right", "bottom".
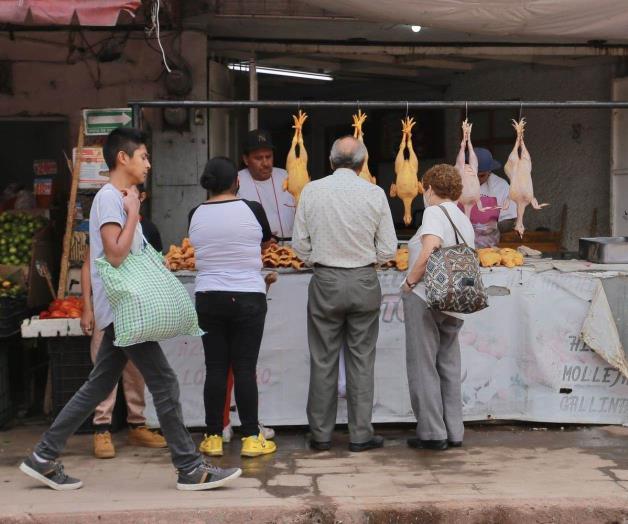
{"left": 50, "top": 310, "right": 67, "bottom": 318}
{"left": 39, "top": 310, "right": 51, "bottom": 319}
{"left": 59, "top": 300, "right": 75, "bottom": 313}
{"left": 49, "top": 299, "right": 63, "bottom": 312}
{"left": 67, "top": 308, "right": 81, "bottom": 318}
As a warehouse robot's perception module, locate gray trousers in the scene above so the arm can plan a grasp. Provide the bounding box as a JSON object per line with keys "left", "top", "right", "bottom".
{"left": 35, "top": 324, "right": 202, "bottom": 473}
{"left": 306, "top": 266, "right": 381, "bottom": 444}
{"left": 402, "top": 292, "right": 464, "bottom": 442}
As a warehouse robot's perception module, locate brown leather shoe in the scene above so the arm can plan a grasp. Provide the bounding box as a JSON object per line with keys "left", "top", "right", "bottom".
{"left": 93, "top": 431, "right": 116, "bottom": 459}
{"left": 128, "top": 426, "right": 167, "bottom": 448}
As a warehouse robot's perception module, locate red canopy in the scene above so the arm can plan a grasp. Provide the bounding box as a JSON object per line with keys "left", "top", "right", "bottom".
{"left": 0, "top": 0, "right": 142, "bottom": 26}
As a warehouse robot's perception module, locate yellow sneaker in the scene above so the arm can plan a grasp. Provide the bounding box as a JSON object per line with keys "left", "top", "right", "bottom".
{"left": 241, "top": 433, "right": 277, "bottom": 457}
{"left": 93, "top": 431, "right": 115, "bottom": 459}
{"left": 128, "top": 426, "right": 167, "bottom": 448}
{"left": 199, "top": 434, "right": 223, "bottom": 456}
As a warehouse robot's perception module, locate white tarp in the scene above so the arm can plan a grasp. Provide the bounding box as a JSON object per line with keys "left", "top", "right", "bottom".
{"left": 304, "top": 0, "right": 628, "bottom": 42}
{"left": 145, "top": 268, "right": 628, "bottom": 428}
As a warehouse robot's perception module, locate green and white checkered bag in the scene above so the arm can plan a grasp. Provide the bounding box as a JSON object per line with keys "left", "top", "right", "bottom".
{"left": 95, "top": 241, "right": 203, "bottom": 347}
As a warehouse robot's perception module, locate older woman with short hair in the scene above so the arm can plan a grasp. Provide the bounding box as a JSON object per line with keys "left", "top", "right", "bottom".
{"left": 401, "top": 163, "right": 475, "bottom": 451}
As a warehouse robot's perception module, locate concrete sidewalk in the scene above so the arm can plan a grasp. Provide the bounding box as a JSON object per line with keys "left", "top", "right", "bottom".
{"left": 1, "top": 423, "right": 628, "bottom": 523}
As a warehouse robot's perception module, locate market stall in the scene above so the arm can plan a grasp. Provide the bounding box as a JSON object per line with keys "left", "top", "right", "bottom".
{"left": 143, "top": 263, "right": 628, "bottom": 428}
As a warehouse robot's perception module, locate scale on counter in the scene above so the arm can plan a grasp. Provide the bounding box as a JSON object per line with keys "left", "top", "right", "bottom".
{"left": 579, "top": 237, "right": 628, "bottom": 264}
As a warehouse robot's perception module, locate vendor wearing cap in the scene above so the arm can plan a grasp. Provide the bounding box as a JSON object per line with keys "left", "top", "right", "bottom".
{"left": 467, "top": 147, "right": 517, "bottom": 248}
{"left": 238, "top": 130, "right": 296, "bottom": 240}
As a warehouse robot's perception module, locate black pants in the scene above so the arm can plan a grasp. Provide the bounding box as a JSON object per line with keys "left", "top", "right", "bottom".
{"left": 196, "top": 291, "right": 267, "bottom": 437}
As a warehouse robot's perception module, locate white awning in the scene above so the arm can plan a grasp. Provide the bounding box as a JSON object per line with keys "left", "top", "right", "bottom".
{"left": 305, "top": 0, "right": 628, "bottom": 42}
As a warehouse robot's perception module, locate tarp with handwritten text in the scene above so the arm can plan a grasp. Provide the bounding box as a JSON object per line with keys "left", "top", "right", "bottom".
{"left": 145, "top": 268, "right": 628, "bottom": 427}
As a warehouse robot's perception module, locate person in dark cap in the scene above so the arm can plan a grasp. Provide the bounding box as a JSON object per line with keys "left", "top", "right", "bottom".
{"left": 465, "top": 147, "right": 517, "bottom": 248}
{"left": 238, "top": 129, "right": 296, "bottom": 240}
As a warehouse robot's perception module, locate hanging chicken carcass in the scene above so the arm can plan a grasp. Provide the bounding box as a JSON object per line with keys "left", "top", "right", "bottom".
{"left": 283, "top": 110, "right": 310, "bottom": 205}
{"left": 351, "top": 110, "right": 376, "bottom": 184}
{"left": 456, "top": 119, "right": 494, "bottom": 218}
{"left": 503, "top": 118, "right": 548, "bottom": 237}
{"left": 390, "top": 116, "right": 423, "bottom": 226}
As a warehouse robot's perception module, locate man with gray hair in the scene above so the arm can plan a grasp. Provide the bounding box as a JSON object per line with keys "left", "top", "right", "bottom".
{"left": 292, "top": 135, "right": 397, "bottom": 452}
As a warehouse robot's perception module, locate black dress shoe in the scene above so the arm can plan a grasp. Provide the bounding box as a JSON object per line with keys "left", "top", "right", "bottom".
{"left": 310, "top": 440, "right": 332, "bottom": 451}
{"left": 348, "top": 435, "right": 384, "bottom": 452}
{"left": 407, "top": 438, "right": 448, "bottom": 450}
{"left": 448, "top": 440, "right": 463, "bottom": 448}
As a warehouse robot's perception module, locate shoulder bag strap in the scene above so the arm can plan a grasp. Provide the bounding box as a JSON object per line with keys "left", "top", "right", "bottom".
{"left": 437, "top": 205, "right": 469, "bottom": 247}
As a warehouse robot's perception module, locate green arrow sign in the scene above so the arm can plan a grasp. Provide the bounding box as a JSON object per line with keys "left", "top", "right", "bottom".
{"left": 83, "top": 108, "right": 133, "bottom": 136}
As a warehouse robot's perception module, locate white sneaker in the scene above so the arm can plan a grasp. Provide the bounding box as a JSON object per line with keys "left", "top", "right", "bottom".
{"left": 222, "top": 424, "right": 234, "bottom": 443}
{"left": 259, "top": 423, "right": 275, "bottom": 440}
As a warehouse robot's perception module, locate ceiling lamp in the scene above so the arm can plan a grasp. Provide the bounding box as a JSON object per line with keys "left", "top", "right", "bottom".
{"left": 228, "top": 63, "right": 333, "bottom": 82}
{"left": 411, "top": 25, "right": 422, "bottom": 33}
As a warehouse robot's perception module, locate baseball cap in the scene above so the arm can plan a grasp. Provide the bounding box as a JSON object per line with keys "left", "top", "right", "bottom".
{"left": 243, "top": 129, "right": 275, "bottom": 154}
{"left": 468, "top": 147, "right": 502, "bottom": 172}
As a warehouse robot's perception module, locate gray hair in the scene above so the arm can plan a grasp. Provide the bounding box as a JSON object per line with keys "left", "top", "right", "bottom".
{"left": 329, "top": 135, "right": 367, "bottom": 171}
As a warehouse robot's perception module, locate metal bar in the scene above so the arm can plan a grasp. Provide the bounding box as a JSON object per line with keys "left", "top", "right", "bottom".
{"left": 131, "top": 103, "right": 140, "bottom": 128}
{"left": 129, "top": 100, "right": 628, "bottom": 109}
{"left": 249, "top": 58, "right": 258, "bottom": 130}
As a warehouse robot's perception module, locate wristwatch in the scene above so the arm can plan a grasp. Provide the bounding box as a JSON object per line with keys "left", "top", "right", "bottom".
{"left": 404, "top": 278, "right": 417, "bottom": 289}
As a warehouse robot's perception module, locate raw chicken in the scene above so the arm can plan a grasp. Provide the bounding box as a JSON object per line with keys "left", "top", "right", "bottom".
{"left": 283, "top": 110, "right": 310, "bottom": 205}
{"left": 390, "top": 116, "right": 423, "bottom": 226}
{"left": 351, "top": 110, "right": 376, "bottom": 184}
{"left": 455, "top": 119, "right": 492, "bottom": 218}
{"left": 503, "top": 118, "right": 548, "bottom": 237}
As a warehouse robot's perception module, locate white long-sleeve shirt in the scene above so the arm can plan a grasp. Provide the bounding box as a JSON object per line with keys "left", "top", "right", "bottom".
{"left": 237, "top": 168, "right": 295, "bottom": 238}
{"left": 292, "top": 168, "right": 397, "bottom": 268}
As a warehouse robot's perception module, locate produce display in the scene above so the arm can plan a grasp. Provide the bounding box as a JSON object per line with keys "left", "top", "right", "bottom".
{"left": 262, "top": 244, "right": 304, "bottom": 269}
{"left": 477, "top": 247, "right": 524, "bottom": 268}
{"left": 39, "top": 295, "right": 84, "bottom": 319}
{"left": 0, "top": 279, "right": 25, "bottom": 299}
{"left": 284, "top": 110, "right": 310, "bottom": 205}
{"left": 0, "top": 212, "right": 47, "bottom": 265}
{"left": 504, "top": 118, "right": 549, "bottom": 237}
{"left": 352, "top": 110, "right": 376, "bottom": 184}
{"left": 165, "top": 238, "right": 196, "bottom": 271}
{"left": 390, "top": 117, "right": 423, "bottom": 226}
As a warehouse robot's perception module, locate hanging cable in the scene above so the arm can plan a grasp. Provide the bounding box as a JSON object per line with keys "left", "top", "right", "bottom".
{"left": 152, "top": 0, "right": 172, "bottom": 73}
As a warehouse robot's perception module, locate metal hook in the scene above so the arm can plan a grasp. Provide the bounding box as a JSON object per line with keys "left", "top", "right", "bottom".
{"left": 519, "top": 102, "right": 523, "bottom": 121}
{"left": 405, "top": 101, "right": 409, "bottom": 118}
{"left": 357, "top": 99, "right": 360, "bottom": 113}
{"left": 465, "top": 101, "right": 468, "bottom": 121}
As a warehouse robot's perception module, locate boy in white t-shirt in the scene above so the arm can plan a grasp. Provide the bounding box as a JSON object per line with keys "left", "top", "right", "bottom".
{"left": 20, "top": 128, "right": 241, "bottom": 492}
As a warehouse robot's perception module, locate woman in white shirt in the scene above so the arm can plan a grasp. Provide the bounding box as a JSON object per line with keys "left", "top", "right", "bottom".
{"left": 188, "top": 157, "right": 277, "bottom": 459}
{"left": 401, "top": 164, "right": 475, "bottom": 451}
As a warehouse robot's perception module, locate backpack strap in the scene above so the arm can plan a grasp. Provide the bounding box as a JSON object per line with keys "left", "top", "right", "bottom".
{"left": 437, "top": 205, "right": 469, "bottom": 247}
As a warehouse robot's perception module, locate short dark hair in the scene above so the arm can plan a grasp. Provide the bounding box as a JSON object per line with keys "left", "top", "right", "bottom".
{"left": 103, "top": 127, "right": 148, "bottom": 170}
{"left": 200, "top": 157, "right": 237, "bottom": 195}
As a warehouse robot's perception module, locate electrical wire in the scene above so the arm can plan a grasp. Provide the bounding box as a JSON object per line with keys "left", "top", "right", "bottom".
{"left": 153, "top": 0, "right": 171, "bottom": 73}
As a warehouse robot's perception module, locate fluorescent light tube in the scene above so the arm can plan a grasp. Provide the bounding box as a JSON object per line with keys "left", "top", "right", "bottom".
{"left": 228, "top": 63, "right": 333, "bottom": 81}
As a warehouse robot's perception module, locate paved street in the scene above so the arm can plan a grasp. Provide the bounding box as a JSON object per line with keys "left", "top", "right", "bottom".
{"left": 1, "top": 423, "right": 627, "bottom": 523}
